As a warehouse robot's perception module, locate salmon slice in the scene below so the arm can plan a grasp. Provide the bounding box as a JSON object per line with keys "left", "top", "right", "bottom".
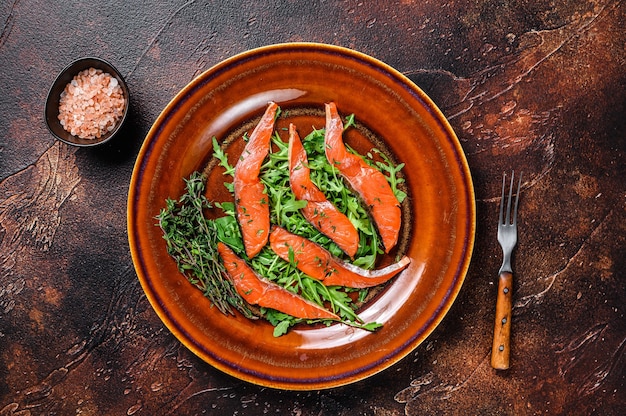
{"left": 218, "top": 242, "right": 339, "bottom": 320}
{"left": 269, "top": 227, "right": 410, "bottom": 289}
{"left": 233, "top": 102, "right": 278, "bottom": 258}
{"left": 288, "top": 123, "right": 360, "bottom": 258}
{"left": 324, "top": 102, "right": 401, "bottom": 253}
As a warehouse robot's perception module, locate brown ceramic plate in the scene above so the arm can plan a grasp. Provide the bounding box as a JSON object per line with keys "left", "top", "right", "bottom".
{"left": 128, "top": 43, "right": 475, "bottom": 390}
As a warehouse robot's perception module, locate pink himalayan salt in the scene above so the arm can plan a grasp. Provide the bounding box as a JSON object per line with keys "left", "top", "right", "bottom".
{"left": 58, "top": 67, "right": 126, "bottom": 140}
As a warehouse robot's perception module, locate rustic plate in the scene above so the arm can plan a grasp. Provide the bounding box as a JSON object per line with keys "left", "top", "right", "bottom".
{"left": 128, "top": 43, "right": 475, "bottom": 390}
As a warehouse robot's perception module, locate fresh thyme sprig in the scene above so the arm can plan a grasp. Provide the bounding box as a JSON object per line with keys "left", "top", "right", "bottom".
{"left": 155, "top": 172, "right": 256, "bottom": 319}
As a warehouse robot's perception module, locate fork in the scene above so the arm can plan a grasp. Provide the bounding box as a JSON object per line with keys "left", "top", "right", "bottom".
{"left": 491, "top": 171, "right": 522, "bottom": 370}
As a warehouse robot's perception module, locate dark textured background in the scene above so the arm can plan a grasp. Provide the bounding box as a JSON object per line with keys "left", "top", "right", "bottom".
{"left": 1, "top": 0, "right": 624, "bottom": 414}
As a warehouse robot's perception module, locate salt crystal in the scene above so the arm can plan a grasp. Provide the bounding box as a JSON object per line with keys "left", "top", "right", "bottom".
{"left": 57, "top": 67, "right": 126, "bottom": 139}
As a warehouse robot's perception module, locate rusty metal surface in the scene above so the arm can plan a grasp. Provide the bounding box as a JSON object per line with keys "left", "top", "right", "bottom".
{"left": 1, "top": 0, "right": 624, "bottom": 414}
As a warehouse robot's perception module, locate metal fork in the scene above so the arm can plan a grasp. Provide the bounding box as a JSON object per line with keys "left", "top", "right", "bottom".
{"left": 491, "top": 171, "right": 522, "bottom": 370}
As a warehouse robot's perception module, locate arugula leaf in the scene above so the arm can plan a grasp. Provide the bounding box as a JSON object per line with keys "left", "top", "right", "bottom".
{"left": 212, "top": 137, "right": 235, "bottom": 193}
{"left": 273, "top": 320, "right": 291, "bottom": 337}
{"left": 372, "top": 148, "right": 407, "bottom": 203}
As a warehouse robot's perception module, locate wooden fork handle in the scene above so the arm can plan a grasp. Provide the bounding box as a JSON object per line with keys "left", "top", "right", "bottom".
{"left": 491, "top": 271, "right": 513, "bottom": 369}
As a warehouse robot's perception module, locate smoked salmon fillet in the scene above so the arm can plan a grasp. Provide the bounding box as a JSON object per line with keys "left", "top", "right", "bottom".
{"left": 269, "top": 227, "right": 410, "bottom": 289}
{"left": 233, "top": 102, "right": 278, "bottom": 258}
{"left": 217, "top": 242, "right": 339, "bottom": 320}
{"left": 324, "top": 102, "right": 401, "bottom": 253}
{"left": 288, "top": 123, "right": 360, "bottom": 258}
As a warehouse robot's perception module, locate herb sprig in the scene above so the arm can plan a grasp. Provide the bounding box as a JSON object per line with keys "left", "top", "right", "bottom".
{"left": 155, "top": 173, "right": 256, "bottom": 319}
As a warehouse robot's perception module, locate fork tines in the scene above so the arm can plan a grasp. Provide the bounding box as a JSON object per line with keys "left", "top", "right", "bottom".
{"left": 500, "top": 171, "right": 522, "bottom": 227}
